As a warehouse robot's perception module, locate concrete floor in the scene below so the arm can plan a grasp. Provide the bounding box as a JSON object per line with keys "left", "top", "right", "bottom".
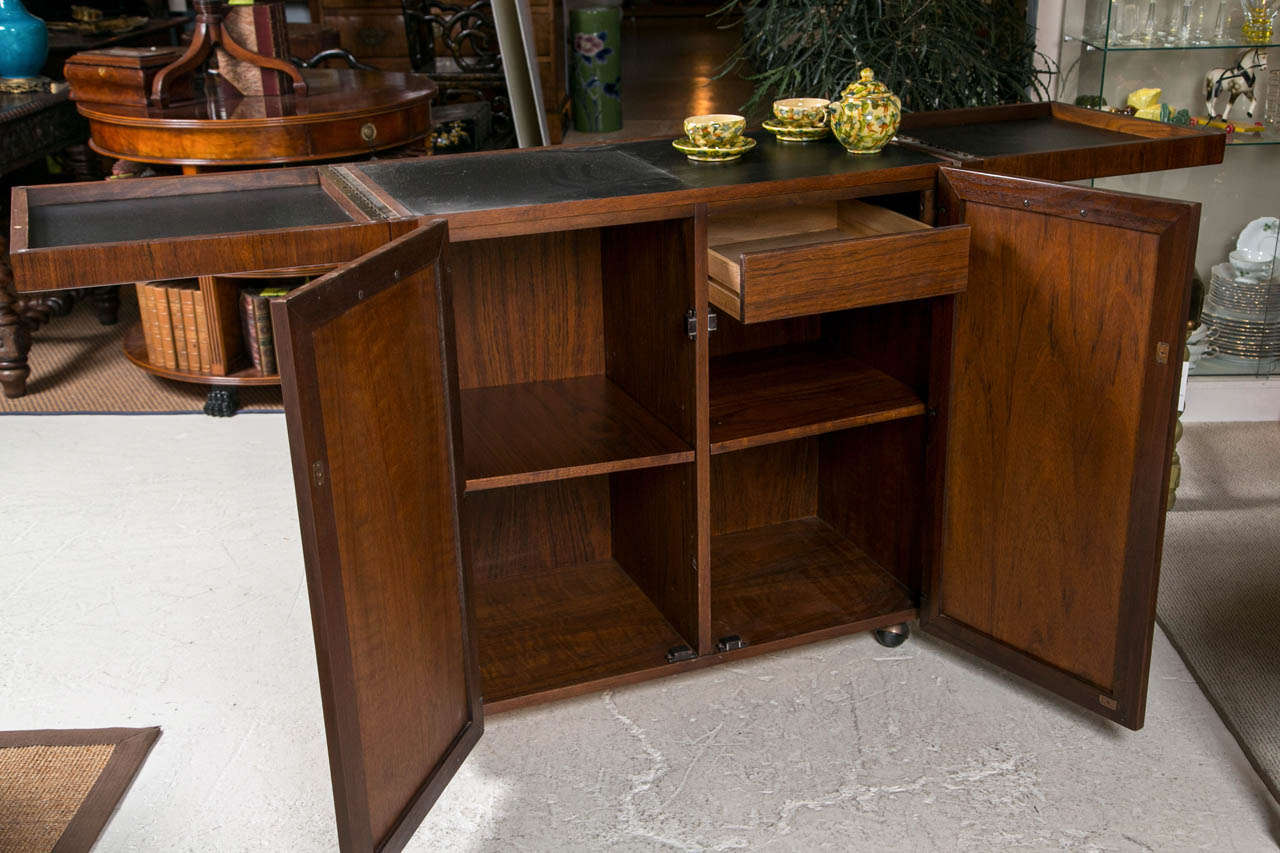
{"left": 2, "top": 414, "right": 1278, "bottom": 851}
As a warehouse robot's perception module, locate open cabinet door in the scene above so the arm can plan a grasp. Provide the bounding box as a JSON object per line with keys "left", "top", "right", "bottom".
{"left": 923, "top": 168, "right": 1198, "bottom": 730}
{"left": 272, "top": 221, "right": 482, "bottom": 852}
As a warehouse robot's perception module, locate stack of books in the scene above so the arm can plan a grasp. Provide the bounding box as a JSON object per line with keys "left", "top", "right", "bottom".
{"left": 239, "top": 287, "right": 289, "bottom": 375}
{"left": 135, "top": 281, "right": 212, "bottom": 373}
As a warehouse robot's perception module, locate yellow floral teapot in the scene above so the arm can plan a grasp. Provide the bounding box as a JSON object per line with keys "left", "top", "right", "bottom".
{"left": 829, "top": 68, "right": 902, "bottom": 155}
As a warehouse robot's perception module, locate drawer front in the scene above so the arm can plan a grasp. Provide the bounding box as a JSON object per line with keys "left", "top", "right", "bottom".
{"left": 714, "top": 224, "right": 971, "bottom": 323}
{"left": 325, "top": 11, "right": 409, "bottom": 58}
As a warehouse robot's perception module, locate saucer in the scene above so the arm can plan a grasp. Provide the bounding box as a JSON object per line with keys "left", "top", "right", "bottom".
{"left": 762, "top": 119, "right": 829, "bottom": 142}
{"left": 672, "top": 136, "right": 756, "bottom": 162}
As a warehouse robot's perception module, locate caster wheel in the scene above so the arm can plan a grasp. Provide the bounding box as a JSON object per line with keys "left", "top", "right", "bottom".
{"left": 203, "top": 387, "right": 239, "bottom": 417}
{"left": 873, "top": 623, "right": 910, "bottom": 648}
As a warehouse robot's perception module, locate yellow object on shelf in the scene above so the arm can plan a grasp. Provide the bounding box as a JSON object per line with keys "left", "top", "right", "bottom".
{"left": 1127, "top": 88, "right": 1162, "bottom": 109}
{"left": 1135, "top": 104, "right": 1165, "bottom": 120}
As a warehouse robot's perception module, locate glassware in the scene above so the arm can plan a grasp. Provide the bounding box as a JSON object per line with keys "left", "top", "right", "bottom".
{"left": 1141, "top": 0, "right": 1162, "bottom": 42}
{"left": 1191, "top": 0, "right": 1213, "bottom": 43}
{"left": 1177, "top": 0, "right": 1195, "bottom": 40}
{"left": 1265, "top": 69, "right": 1280, "bottom": 127}
{"left": 1115, "top": 0, "right": 1142, "bottom": 42}
{"left": 1213, "top": 0, "right": 1231, "bottom": 38}
{"left": 1240, "top": 0, "right": 1275, "bottom": 42}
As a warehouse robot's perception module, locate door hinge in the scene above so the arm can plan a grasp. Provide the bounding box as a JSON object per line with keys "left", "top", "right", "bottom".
{"left": 716, "top": 635, "right": 747, "bottom": 653}
{"left": 311, "top": 460, "right": 325, "bottom": 487}
{"left": 1098, "top": 694, "right": 1118, "bottom": 710}
{"left": 685, "top": 309, "right": 718, "bottom": 339}
{"left": 1156, "top": 341, "right": 1170, "bottom": 364}
{"left": 665, "top": 644, "right": 696, "bottom": 663}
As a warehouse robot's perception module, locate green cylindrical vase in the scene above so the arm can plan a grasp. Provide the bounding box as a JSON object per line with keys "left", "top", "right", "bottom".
{"left": 569, "top": 4, "right": 622, "bottom": 132}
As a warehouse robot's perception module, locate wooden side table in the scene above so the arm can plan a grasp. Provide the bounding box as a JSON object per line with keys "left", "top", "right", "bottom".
{"left": 0, "top": 85, "right": 100, "bottom": 398}
{"left": 74, "top": 68, "right": 435, "bottom": 413}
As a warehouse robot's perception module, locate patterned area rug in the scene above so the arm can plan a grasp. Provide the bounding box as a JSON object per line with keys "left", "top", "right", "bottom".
{"left": 1, "top": 292, "right": 283, "bottom": 415}
{"left": 0, "top": 727, "right": 160, "bottom": 853}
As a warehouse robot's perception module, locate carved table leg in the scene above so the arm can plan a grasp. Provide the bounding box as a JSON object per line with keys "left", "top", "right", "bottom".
{"left": 0, "top": 272, "right": 32, "bottom": 398}
{"left": 203, "top": 387, "right": 239, "bottom": 417}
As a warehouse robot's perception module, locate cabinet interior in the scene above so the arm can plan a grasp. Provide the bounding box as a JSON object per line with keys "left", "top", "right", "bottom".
{"left": 448, "top": 200, "right": 945, "bottom": 709}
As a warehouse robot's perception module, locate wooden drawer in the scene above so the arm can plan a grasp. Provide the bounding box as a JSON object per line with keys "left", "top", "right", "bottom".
{"left": 324, "top": 11, "right": 409, "bottom": 58}
{"left": 707, "top": 200, "right": 970, "bottom": 324}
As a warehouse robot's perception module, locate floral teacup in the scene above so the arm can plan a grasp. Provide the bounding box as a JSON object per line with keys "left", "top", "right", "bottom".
{"left": 772, "top": 98, "right": 830, "bottom": 128}
{"left": 684, "top": 114, "right": 745, "bottom": 148}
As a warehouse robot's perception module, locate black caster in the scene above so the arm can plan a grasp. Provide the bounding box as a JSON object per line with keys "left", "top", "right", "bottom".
{"left": 203, "top": 387, "right": 239, "bottom": 417}
{"left": 873, "top": 623, "right": 910, "bottom": 648}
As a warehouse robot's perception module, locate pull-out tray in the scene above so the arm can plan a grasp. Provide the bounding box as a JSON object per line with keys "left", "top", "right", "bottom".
{"left": 707, "top": 199, "right": 969, "bottom": 323}
{"left": 8, "top": 165, "right": 417, "bottom": 292}
{"left": 897, "top": 102, "right": 1226, "bottom": 182}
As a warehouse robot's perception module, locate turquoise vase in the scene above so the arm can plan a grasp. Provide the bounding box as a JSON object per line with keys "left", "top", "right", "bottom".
{"left": 0, "top": 0, "right": 48, "bottom": 80}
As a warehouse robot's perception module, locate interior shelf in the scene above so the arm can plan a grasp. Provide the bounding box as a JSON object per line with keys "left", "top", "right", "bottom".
{"left": 472, "top": 558, "right": 688, "bottom": 706}
{"left": 710, "top": 345, "right": 925, "bottom": 453}
{"left": 711, "top": 517, "right": 916, "bottom": 648}
{"left": 462, "top": 375, "right": 694, "bottom": 491}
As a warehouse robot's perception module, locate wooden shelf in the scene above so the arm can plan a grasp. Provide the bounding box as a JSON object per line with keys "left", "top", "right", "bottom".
{"left": 123, "top": 324, "right": 280, "bottom": 387}
{"left": 462, "top": 375, "right": 694, "bottom": 491}
{"left": 710, "top": 345, "right": 925, "bottom": 453}
{"left": 711, "top": 517, "right": 916, "bottom": 648}
{"left": 473, "top": 558, "right": 688, "bottom": 708}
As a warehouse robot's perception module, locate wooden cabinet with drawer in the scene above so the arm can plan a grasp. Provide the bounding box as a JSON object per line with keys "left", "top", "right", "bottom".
{"left": 9, "top": 103, "right": 1226, "bottom": 853}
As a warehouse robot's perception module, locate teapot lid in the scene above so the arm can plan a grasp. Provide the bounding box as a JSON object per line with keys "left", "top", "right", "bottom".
{"left": 841, "top": 67, "right": 894, "bottom": 100}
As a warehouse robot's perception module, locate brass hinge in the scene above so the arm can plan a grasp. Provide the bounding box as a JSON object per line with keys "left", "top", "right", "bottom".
{"left": 312, "top": 460, "right": 326, "bottom": 488}
{"left": 1098, "top": 694, "right": 1118, "bottom": 710}
{"left": 1156, "top": 341, "right": 1170, "bottom": 364}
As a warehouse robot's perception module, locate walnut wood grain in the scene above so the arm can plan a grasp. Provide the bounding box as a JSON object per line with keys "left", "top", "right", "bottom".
{"left": 924, "top": 167, "right": 1198, "bottom": 730}
{"left": 709, "top": 344, "right": 925, "bottom": 453}
{"left": 706, "top": 198, "right": 969, "bottom": 323}
{"left": 711, "top": 517, "right": 915, "bottom": 648}
{"left": 272, "top": 222, "right": 483, "bottom": 853}
{"left": 460, "top": 376, "right": 693, "bottom": 491}
{"left": 899, "top": 102, "right": 1226, "bottom": 182}
{"left": 448, "top": 229, "right": 604, "bottom": 389}
{"left": 711, "top": 440, "right": 818, "bottom": 537}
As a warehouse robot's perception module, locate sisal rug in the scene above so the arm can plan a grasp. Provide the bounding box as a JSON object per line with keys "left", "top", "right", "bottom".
{"left": 1160, "top": 420, "right": 1280, "bottom": 804}
{"left": 1, "top": 292, "right": 283, "bottom": 414}
{"left": 0, "top": 727, "right": 160, "bottom": 853}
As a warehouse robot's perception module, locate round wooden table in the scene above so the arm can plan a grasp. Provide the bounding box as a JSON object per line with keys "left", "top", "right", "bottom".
{"left": 78, "top": 68, "right": 436, "bottom": 170}
{"left": 74, "top": 68, "right": 436, "bottom": 413}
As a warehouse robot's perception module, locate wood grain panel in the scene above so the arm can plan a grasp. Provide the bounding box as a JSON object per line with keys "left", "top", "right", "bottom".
{"left": 461, "top": 376, "right": 693, "bottom": 490}
{"left": 711, "top": 440, "right": 818, "bottom": 536}
{"left": 711, "top": 517, "right": 915, "bottom": 647}
{"left": 602, "top": 218, "right": 698, "bottom": 442}
{"left": 472, "top": 558, "right": 685, "bottom": 704}
{"left": 464, "top": 477, "right": 613, "bottom": 581}
{"left": 928, "top": 168, "right": 1198, "bottom": 729}
{"left": 611, "top": 464, "right": 699, "bottom": 645}
{"left": 449, "top": 230, "right": 604, "bottom": 388}
{"left": 710, "top": 345, "right": 925, "bottom": 452}
{"left": 818, "top": 420, "right": 925, "bottom": 592}
{"left": 273, "top": 223, "right": 481, "bottom": 852}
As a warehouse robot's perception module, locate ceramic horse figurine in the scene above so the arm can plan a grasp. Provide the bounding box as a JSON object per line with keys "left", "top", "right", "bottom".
{"left": 1204, "top": 47, "right": 1268, "bottom": 120}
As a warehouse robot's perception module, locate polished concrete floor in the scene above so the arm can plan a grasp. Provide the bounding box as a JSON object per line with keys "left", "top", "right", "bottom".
{"left": 2, "top": 413, "right": 1278, "bottom": 850}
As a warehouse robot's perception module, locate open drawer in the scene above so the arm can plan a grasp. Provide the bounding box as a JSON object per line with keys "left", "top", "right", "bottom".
{"left": 8, "top": 165, "right": 417, "bottom": 293}
{"left": 707, "top": 199, "right": 969, "bottom": 324}
{"left": 897, "top": 102, "right": 1226, "bottom": 182}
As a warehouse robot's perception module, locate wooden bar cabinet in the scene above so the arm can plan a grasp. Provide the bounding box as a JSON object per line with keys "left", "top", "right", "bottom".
{"left": 9, "top": 104, "right": 1225, "bottom": 852}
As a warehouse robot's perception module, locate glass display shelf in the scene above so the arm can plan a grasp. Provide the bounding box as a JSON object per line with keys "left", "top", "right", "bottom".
{"left": 1065, "top": 33, "right": 1280, "bottom": 51}
{"left": 1225, "top": 125, "right": 1280, "bottom": 144}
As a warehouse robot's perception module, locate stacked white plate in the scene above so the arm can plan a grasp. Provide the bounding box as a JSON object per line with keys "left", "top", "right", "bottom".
{"left": 1199, "top": 218, "right": 1280, "bottom": 363}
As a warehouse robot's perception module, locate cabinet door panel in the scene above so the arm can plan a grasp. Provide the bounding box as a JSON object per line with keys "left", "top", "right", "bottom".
{"left": 924, "top": 167, "right": 1197, "bottom": 730}
{"left": 272, "top": 221, "right": 482, "bottom": 852}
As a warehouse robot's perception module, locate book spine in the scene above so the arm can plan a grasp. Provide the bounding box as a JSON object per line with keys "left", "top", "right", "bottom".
{"left": 168, "top": 287, "right": 189, "bottom": 371}
{"left": 180, "top": 286, "right": 202, "bottom": 375}
{"left": 253, "top": 292, "right": 275, "bottom": 375}
{"left": 135, "top": 283, "right": 160, "bottom": 365}
{"left": 153, "top": 284, "right": 177, "bottom": 370}
{"left": 192, "top": 287, "right": 212, "bottom": 373}
{"left": 240, "top": 289, "right": 262, "bottom": 372}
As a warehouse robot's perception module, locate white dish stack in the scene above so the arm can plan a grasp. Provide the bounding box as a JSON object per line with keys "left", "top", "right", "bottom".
{"left": 1199, "top": 217, "right": 1280, "bottom": 368}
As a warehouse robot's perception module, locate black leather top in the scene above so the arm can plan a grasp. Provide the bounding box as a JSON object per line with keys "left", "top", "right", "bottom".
{"left": 902, "top": 117, "right": 1138, "bottom": 158}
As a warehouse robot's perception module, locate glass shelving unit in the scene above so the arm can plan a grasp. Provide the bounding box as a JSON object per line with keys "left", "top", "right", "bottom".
{"left": 1061, "top": 0, "right": 1280, "bottom": 376}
